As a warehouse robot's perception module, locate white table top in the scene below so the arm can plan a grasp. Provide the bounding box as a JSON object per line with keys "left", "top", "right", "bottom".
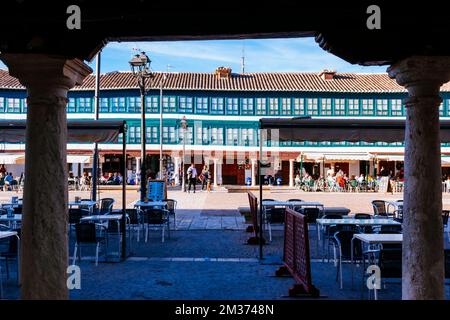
{"left": 0, "top": 230, "right": 18, "bottom": 239}
{"left": 134, "top": 201, "right": 167, "bottom": 207}
{"left": 353, "top": 233, "right": 403, "bottom": 244}
{"left": 261, "top": 200, "right": 323, "bottom": 207}
{"left": 68, "top": 200, "right": 97, "bottom": 207}
{"left": 0, "top": 214, "right": 22, "bottom": 221}
{"left": 316, "top": 218, "right": 401, "bottom": 226}
{"left": 1, "top": 202, "right": 22, "bottom": 207}
{"left": 81, "top": 214, "right": 124, "bottom": 221}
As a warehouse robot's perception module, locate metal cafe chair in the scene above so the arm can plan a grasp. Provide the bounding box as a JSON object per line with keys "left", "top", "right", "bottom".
{"left": 140, "top": 208, "right": 170, "bottom": 243}
{"left": 164, "top": 199, "right": 178, "bottom": 229}
{"left": 371, "top": 200, "right": 389, "bottom": 217}
{"left": 73, "top": 222, "right": 108, "bottom": 266}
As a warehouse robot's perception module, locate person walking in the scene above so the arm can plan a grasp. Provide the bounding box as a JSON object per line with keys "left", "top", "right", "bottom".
{"left": 187, "top": 163, "right": 198, "bottom": 193}
{"left": 200, "top": 165, "right": 210, "bottom": 191}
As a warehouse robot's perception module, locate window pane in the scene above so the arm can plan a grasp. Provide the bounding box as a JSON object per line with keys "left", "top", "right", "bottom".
{"left": 321, "top": 98, "right": 332, "bottom": 115}
{"left": 281, "top": 98, "right": 291, "bottom": 115}
{"left": 226, "top": 98, "right": 239, "bottom": 115}
{"left": 376, "top": 99, "right": 388, "bottom": 116}
{"left": 256, "top": 98, "right": 267, "bottom": 115}
{"left": 306, "top": 98, "right": 318, "bottom": 115}
{"left": 333, "top": 98, "right": 346, "bottom": 115}
{"left": 211, "top": 97, "right": 224, "bottom": 114}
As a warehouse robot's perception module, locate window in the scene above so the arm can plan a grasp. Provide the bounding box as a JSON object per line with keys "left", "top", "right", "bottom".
{"left": 67, "top": 98, "right": 76, "bottom": 113}
{"left": 226, "top": 98, "right": 239, "bottom": 115}
{"left": 333, "top": 98, "right": 346, "bottom": 115}
{"left": 376, "top": 99, "right": 388, "bottom": 116}
{"left": 439, "top": 101, "right": 444, "bottom": 116}
{"left": 178, "top": 126, "right": 193, "bottom": 144}
{"left": 128, "top": 126, "right": 141, "bottom": 144}
{"left": 211, "top": 97, "right": 224, "bottom": 114}
{"left": 321, "top": 98, "right": 332, "bottom": 115}
{"left": 179, "top": 97, "right": 193, "bottom": 113}
{"left": 196, "top": 126, "right": 209, "bottom": 144}
{"left": 163, "top": 126, "right": 176, "bottom": 143}
{"left": 100, "top": 98, "right": 109, "bottom": 112}
{"left": 226, "top": 128, "right": 239, "bottom": 145}
{"left": 306, "top": 98, "right": 319, "bottom": 115}
{"left": 281, "top": 98, "right": 291, "bottom": 115}
{"left": 361, "top": 99, "right": 374, "bottom": 115}
{"left": 128, "top": 97, "right": 141, "bottom": 113}
{"left": 78, "top": 97, "right": 92, "bottom": 113}
{"left": 22, "top": 99, "right": 27, "bottom": 113}
{"left": 162, "top": 96, "right": 176, "bottom": 113}
{"left": 111, "top": 97, "right": 126, "bottom": 112}
{"left": 196, "top": 97, "right": 208, "bottom": 114}
{"left": 241, "top": 98, "right": 254, "bottom": 115}
{"left": 446, "top": 100, "right": 450, "bottom": 116}
{"left": 241, "top": 128, "right": 254, "bottom": 146}
{"left": 391, "top": 99, "right": 403, "bottom": 116}
{"left": 146, "top": 96, "right": 159, "bottom": 113}
{"left": 256, "top": 98, "right": 267, "bottom": 115}
{"left": 6, "top": 98, "right": 21, "bottom": 113}
{"left": 210, "top": 127, "right": 224, "bottom": 145}
{"left": 268, "top": 98, "right": 279, "bottom": 115}
{"left": 348, "top": 99, "right": 360, "bottom": 115}
{"left": 146, "top": 126, "right": 159, "bottom": 144}
{"left": 293, "top": 98, "right": 305, "bottom": 115}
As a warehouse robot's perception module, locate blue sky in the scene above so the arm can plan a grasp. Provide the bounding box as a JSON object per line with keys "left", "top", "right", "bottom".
{"left": 1, "top": 38, "right": 387, "bottom": 74}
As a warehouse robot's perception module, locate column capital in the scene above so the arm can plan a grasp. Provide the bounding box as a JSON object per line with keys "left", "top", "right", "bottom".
{"left": 387, "top": 56, "right": 450, "bottom": 99}
{"left": 0, "top": 54, "right": 92, "bottom": 98}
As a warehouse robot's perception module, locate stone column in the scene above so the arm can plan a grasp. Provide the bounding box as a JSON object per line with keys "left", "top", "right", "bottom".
{"left": 173, "top": 156, "right": 181, "bottom": 186}
{"left": 289, "top": 159, "right": 295, "bottom": 187}
{"left": 213, "top": 158, "right": 219, "bottom": 188}
{"left": 0, "top": 54, "right": 92, "bottom": 300}
{"left": 388, "top": 56, "right": 450, "bottom": 300}
{"left": 251, "top": 159, "right": 257, "bottom": 187}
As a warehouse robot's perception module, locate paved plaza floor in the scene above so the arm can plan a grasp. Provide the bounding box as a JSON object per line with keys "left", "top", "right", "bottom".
{"left": 1, "top": 188, "right": 450, "bottom": 300}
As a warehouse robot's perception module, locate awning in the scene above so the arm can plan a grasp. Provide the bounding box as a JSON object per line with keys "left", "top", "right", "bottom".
{"left": 0, "top": 120, "right": 126, "bottom": 144}
{"left": 299, "top": 152, "right": 372, "bottom": 162}
{"left": 67, "top": 155, "right": 91, "bottom": 163}
{"left": 0, "top": 153, "right": 25, "bottom": 164}
{"left": 260, "top": 117, "right": 450, "bottom": 143}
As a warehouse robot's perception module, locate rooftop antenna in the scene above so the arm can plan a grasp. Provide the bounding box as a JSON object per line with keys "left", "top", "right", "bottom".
{"left": 241, "top": 43, "right": 246, "bottom": 74}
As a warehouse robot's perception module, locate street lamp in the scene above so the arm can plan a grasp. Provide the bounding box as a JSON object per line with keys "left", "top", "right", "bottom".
{"left": 129, "top": 51, "right": 153, "bottom": 201}
{"left": 180, "top": 116, "right": 188, "bottom": 192}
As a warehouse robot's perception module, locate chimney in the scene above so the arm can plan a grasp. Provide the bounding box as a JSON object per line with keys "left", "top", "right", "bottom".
{"left": 215, "top": 66, "right": 232, "bottom": 79}
{"left": 319, "top": 69, "right": 336, "bottom": 80}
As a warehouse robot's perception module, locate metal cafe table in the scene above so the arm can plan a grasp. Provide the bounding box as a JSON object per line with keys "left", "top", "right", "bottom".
{"left": 316, "top": 218, "right": 401, "bottom": 260}
{"left": 134, "top": 200, "right": 167, "bottom": 209}
{"left": 351, "top": 233, "right": 403, "bottom": 298}
{"left": 80, "top": 214, "right": 125, "bottom": 260}
{"left": 0, "top": 230, "right": 20, "bottom": 285}
{"left": 0, "top": 214, "right": 22, "bottom": 229}
{"left": 68, "top": 200, "right": 97, "bottom": 213}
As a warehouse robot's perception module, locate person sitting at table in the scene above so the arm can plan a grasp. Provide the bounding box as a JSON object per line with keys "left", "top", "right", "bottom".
{"left": 105, "top": 172, "right": 115, "bottom": 184}
{"left": 4, "top": 172, "right": 13, "bottom": 190}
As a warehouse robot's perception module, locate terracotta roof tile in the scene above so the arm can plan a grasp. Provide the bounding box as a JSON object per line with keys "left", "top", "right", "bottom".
{"left": 1, "top": 68, "right": 450, "bottom": 93}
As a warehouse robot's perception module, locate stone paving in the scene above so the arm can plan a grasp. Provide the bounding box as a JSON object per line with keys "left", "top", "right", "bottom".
{"left": 2, "top": 188, "right": 450, "bottom": 300}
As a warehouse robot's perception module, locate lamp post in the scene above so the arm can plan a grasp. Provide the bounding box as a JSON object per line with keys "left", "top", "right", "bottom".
{"left": 159, "top": 74, "right": 167, "bottom": 180}
{"left": 180, "top": 116, "right": 188, "bottom": 192}
{"left": 129, "top": 51, "right": 153, "bottom": 201}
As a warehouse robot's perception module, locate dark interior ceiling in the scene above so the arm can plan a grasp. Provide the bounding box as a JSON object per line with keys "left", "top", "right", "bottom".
{"left": 0, "top": 1, "right": 449, "bottom": 66}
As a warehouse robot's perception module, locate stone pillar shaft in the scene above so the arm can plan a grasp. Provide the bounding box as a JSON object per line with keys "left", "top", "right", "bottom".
{"left": 213, "top": 159, "right": 219, "bottom": 187}
{"left": 289, "top": 159, "right": 295, "bottom": 187}
{"left": 0, "top": 54, "right": 92, "bottom": 299}
{"left": 388, "top": 56, "right": 450, "bottom": 300}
